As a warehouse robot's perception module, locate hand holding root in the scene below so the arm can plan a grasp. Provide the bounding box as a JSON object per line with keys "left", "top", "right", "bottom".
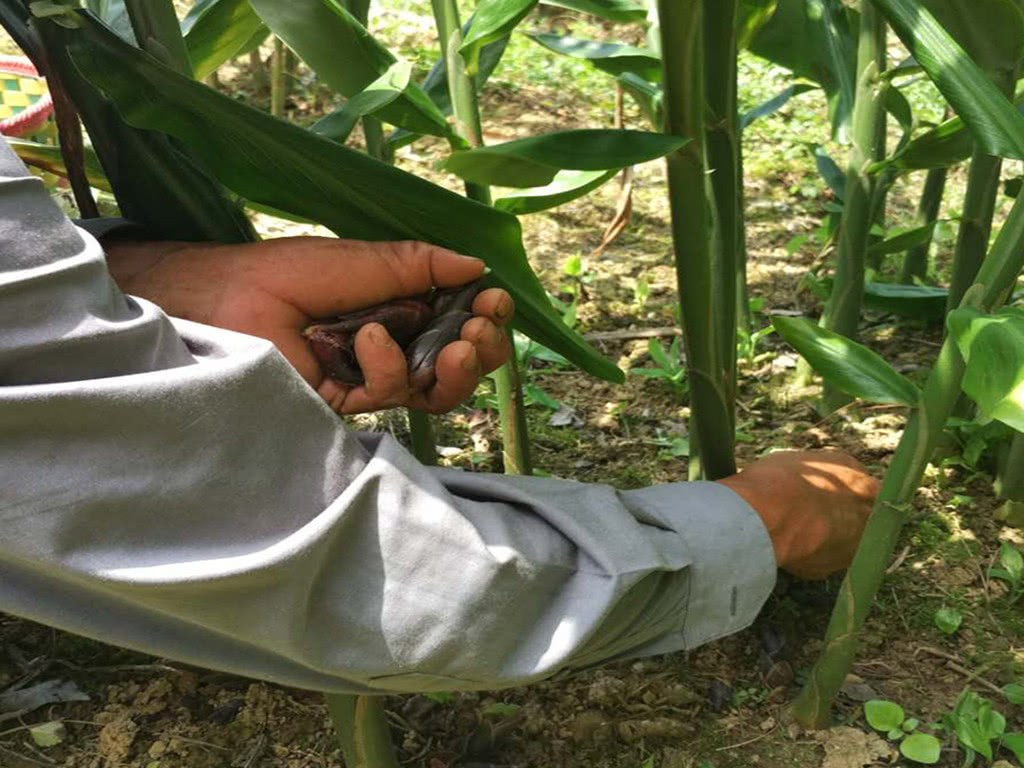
{"left": 304, "top": 280, "right": 482, "bottom": 391}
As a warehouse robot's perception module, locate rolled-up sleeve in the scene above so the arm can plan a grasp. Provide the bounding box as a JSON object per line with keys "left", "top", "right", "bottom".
{"left": 0, "top": 141, "right": 776, "bottom": 694}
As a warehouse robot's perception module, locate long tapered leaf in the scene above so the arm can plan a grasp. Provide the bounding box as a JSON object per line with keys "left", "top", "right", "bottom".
{"left": 738, "top": 0, "right": 779, "bottom": 50}
{"left": 248, "top": 0, "right": 454, "bottom": 139}
{"left": 748, "top": 0, "right": 856, "bottom": 137}
{"left": 948, "top": 307, "right": 1024, "bottom": 431}
{"left": 867, "top": 222, "right": 936, "bottom": 256}
{"left": 311, "top": 61, "right": 411, "bottom": 142}
{"left": 528, "top": 33, "right": 662, "bottom": 82}
{"left": 773, "top": 316, "right": 921, "bottom": 405}
{"left": 493, "top": 169, "right": 617, "bottom": 215}
{"left": 863, "top": 282, "right": 948, "bottom": 321}
{"left": 541, "top": 0, "right": 646, "bottom": 23}
{"left": 7, "top": 137, "right": 112, "bottom": 191}
{"left": 921, "top": 0, "right": 1024, "bottom": 78}
{"left": 37, "top": 11, "right": 255, "bottom": 244}
{"left": 872, "top": 0, "right": 1024, "bottom": 160}
{"left": 740, "top": 82, "right": 817, "bottom": 129}
{"left": 67, "top": 12, "right": 621, "bottom": 382}
{"left": 85, "top": 0, "right": 135, "bottom": 43}
{"left": 460, "top": 0, "right": 536, "bottom": 73}
{"left": 183, "top": 0, "right": 268, "bottom": 80}
{"left": 442, "top": 129, "right": 686, "bottom": 187}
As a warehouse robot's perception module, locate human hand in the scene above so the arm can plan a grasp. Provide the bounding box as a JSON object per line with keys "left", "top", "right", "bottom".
{"left": 104, "top": 236, "right": 513, "bottom": 414}
{"left": 716, "top": 451, "right": 879, "bottom": 580}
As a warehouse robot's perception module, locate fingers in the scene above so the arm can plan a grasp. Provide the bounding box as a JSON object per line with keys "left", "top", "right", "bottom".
{"left": 409, "top": 341, "right": 481, "bottom": 414}
{"left": 472, "top": 288, "right": 514, "bottom": 326}
{"left": 460, "top": 316, "right": 511, "bottom": 375}
{"left": 334, "top": 323, "right": 412, "bottom": 414}
{"left": 241, "top": 237, "right": 487, "bottom": 318}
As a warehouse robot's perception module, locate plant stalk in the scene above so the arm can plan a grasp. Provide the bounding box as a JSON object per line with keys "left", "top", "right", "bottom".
{"left": 792, "top": 184, "right": 1024, "bottom": 728}
{"left": 946, "top": 151, "right": 1004, "bottom": 311}
{"left": 325, "top": 694, "right": 400, "bottom": 768}
{"left": 703, "top": 0, "right": 741, "bottom": 414}
{"left": 124, "top": 0, "right": 193, "bottom": 76}
{"left": 431, "top": 0, "right": 532, "bottom": 475}
{"left": 657, "top": 0, "right": 736, "bottom": 481}
{"left": 900, "top": 167, "right": 946, "bottom": 284}
{"left": 270, "top": 37, "right": 286, "bottom": 118}
{"left": 819, "top": 3, "right": 887, "bottom": 412}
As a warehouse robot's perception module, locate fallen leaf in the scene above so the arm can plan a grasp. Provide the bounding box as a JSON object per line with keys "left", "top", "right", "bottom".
{"left": 815, "top": 726, "right": 894, "bottom": 768}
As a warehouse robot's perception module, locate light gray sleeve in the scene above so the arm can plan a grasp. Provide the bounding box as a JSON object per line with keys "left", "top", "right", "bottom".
{"left": 0, "top": 140, "right": 776, "bottom": 694}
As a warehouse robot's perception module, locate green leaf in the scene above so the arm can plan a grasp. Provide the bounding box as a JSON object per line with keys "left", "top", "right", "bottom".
{"left": 921, "top": 0, "right": 1024, "bottom": 78}
{"left": 442, "top": 129, "right": 686, "bottom": 187}
{"left": 1000, "top": 542, "right": 1024, "bottom": 581}
{"left": 884, "top": 112, "right": 976, "bottom": 172}
{"left": 813, "top": 144, "right": 846, "bottom": 201}
{"left": 979, "top": 702, "right": 1007, "bottom": 740}
{"left": 868, "top": 223, "right": 937, "bottom": 256}
{"left": 461, "top": 0, "right": 537, "bottom": 73}
{"left": 249, "top": 0, "right": 453, "bottom": 138}
{"left": 741, "top": 82, "right": 817, "bottom": 130}
{"left": 618, "top": 72, "right": 663, "bottom": 129}
{"left": 1003, "top": 684, "right": 1024, "bottom": 705}
{"left": 494, "top": 169, "right": 617, "bottom": 215}
{"left": 865, "top": 700, "right": 907, "bottom": 732}
{"left": 85, "top": 0, "right": 134, "bottom": 43}
{"left": 183, "top": 0, "right": 268, "bottom": 80}
{"left": 6, "top": 137, "right": 112, "bottom": 191}
{"left": 899, "top": 733, "right": 941, "bottom": 764}
{"left": 948, "top": 307, "right": 1024, "bottom": 431}
{"left": 871, "top": 0, "right": 1024, "bottom": 160}
{"left": 748, "top": 0, "right": 856, "bottom": 138}
{"left": 68, "top": 12, "right": 622, "bottom": 383}
{"left": 528, "top": 33, "right": 662, "bottom": 82}
{"left": 737, "top": 0, "right": 779, "bottom": 50}
{"left": 772, "top": 316, "right": 921, "bottom": 406}
{"left": 863, "top": 283, "right": 948, "bottom": 322}
{"left": 311, "top": 60, "right": 411, "bottom": 142}
{"left": 30, "top": 721, "right": 65, "bottom": 748}
{"left": 540, "top": 0, "right": 647, "bottom": 23}
{"left": 1002, "top": 732, "right": 1024, "bottom": 762}
{"left": 933, "top": 606, "right": 963, "bottom": 634}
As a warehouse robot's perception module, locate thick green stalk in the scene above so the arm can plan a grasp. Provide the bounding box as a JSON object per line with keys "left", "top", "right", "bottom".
{"left": 819, "top": 3, "right": 886, "bottom": 412}
{"left": 658, "top": 0, "right": 735, "bottom": 481}
{"left": 901, "top": 167, "right": 946, "bottom": 284}
{"left": 431, "top": 0, "right": 532, "bottom": 475}
{"left": 325, "top": 694, "right": 400, "bottom": 768}
{"left": 703, "top": 0, "right": 741, "bottom": 415}
{"left": 996, "top": 431, "right": 1024, "bottom": 501}
{"left": 946, "top": 152, "right": 1004, "bottom": 311}
{"left": 792, "top": 187, "right": 1024, "bottom": 728}
{"left": 124, "top": 0, "right": 192, "bottom": 76}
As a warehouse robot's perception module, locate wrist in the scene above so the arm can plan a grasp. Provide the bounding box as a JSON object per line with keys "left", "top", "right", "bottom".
{"left": 716, "top": 474, "right": 786, "bottom": 568}
{"left": 104, "top": 241, "right": 181, "bottom": 293}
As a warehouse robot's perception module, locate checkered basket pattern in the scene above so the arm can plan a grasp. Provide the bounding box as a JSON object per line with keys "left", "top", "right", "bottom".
{"left": 0, "top": 56, "right": 53, "bottom": 137}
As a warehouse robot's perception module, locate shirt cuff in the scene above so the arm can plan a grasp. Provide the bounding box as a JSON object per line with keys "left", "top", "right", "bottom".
{"left": 623, "top": 481, "right": 778, "bottom": 652}
{"left": 74, "top": 217, "right": 154, "bottom": 242}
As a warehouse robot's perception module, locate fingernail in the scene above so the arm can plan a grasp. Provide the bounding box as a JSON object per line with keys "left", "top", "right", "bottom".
{"left": 368, "top": 323, "right": 393, "bottom": 348}
{"left": 494, "top": 294, "right": 513, "bottom": 320}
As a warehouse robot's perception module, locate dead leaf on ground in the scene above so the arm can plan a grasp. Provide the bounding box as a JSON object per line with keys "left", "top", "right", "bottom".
{"left": 815, "top": 726, "right": 894, "bottom": 768}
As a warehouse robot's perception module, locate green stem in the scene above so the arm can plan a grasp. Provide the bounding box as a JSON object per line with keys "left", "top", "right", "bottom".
{"left": 325, "top": 694, "right": 400, "bottom": 768}
{"left": 820, "top": 3, "right": 886, "bottom": 412}
{"left": 946, "top": 151, "right": 1004, "bottom": 312}
{"left": 900, "top": 167, "right": 946, "bottom": 284}
{"left": 124, "top": 0, "right": 193, "bottom": 76}
{"left": 270, "top": 37, "right": 286, "bottom": 118}
{"left": 658, "top": 0, "right": 735, "bottom": 481}
{"left": 431, "top": 0, "right": 532, "bottom": 476}
{"left": 408, "top": 410, "right": 438, "bottom": 466}
{"left": 703, "top": 0, "right": 741, "bottom": 423}
{"left": 792, "top": 184, "right": 1024, "bottom": 728}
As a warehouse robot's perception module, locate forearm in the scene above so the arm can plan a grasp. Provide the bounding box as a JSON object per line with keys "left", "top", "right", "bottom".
{"left": 0, "top": 139, "right": 777, "bottom": 693}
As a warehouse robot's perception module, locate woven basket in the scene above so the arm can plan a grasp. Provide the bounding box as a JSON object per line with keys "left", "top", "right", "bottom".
{"left": 0, "top": 56, "right": 53, "bottom": 137}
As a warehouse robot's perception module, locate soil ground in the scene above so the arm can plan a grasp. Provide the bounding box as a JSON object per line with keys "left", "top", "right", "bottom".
{"left": 1, "top": 6, "right": 1022, "bottom": 768}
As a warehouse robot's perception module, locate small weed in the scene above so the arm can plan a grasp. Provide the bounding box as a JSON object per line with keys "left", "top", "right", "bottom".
{"left": 864, "top": 699, "right": 941, "bottom": 764}
{"left": 933, "top": 606, "right": 963, "bottom": 635}
{"left": 631, "top": 337, "right": 687, "bottom": 396}
{"left": 989, "top": 543, "right": 1024, "bottom": 604}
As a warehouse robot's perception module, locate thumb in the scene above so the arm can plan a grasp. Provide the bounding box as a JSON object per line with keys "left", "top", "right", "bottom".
{"left": 241, "top": 237, "right": 487, "bottom": 318}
